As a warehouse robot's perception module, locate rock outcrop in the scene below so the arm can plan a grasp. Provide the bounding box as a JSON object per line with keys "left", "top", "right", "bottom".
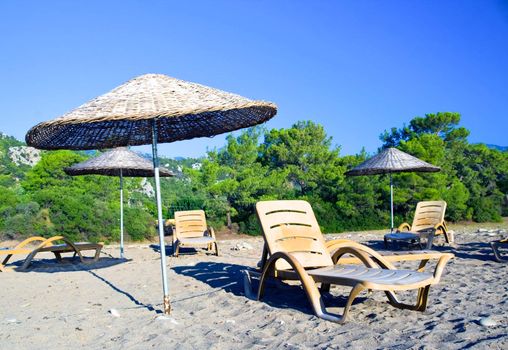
{"left": 8, "top": 146, "right": 41, "bottom": 167}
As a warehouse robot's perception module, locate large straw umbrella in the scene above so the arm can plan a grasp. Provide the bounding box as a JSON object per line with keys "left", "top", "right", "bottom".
{"left": 64, "top": 147, "right": 174, "bottom": 259}
{"left": 25, "top": 73, "right": 277, "bottom": 314}
{"left": 345, "top": 147, "right": 440, "bottom": 232}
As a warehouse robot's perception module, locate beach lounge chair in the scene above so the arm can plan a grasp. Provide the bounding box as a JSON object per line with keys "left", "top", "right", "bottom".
{"left": 1, "top": 236, "right": 103, "bottom": 271}
{"left": 252, "top": 200, "right": 453, "bottom": 323}
{"left": 491, "top": 239, "right": 508, "bottom": 262}
{"left": 397, "top": 200, "right": 452, "bottom": 249}
{"left": 173, "top": 210, "right": 218, "bottom": 257}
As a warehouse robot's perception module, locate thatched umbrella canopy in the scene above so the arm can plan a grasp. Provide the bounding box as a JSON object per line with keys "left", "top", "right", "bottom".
{"left": 345, "top": 147, "right": 440, "bottom": 176}
{"left": 65, "top": 147, "right": 174, "bottom": 258}
{"left": 26, "top": 74, "right": 277, "bottom": 150}
{"left": 25, "top": 73, "right": 277, "bottom": 315}
{"left": 345, "top": 148, "right": 440, "bottom": 231}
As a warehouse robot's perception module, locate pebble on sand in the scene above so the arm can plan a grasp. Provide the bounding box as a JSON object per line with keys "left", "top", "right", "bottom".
{"left": 156, "top": 315, "right": 179, "bottom": 325}
{"left": 232, "top": 242, "right": 254, "bottom": 251}
{"left": 479, "top": 316, "right": 497, "bottom": 327}
{"left": 109, "top": 309, "right": 120, "bottom": 317}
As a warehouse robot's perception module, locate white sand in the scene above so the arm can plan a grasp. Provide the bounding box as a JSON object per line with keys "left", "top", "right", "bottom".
{"left": 1, "top": 225, "right": 507, "bottom": 349}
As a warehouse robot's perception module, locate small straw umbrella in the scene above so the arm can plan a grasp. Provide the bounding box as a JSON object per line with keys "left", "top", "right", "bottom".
{"left": 25, "top": 73, "right": 277, "bottom": 314}
{"left": 345, "top": 147, "right": 440, "bottom": 232}
{"left": 64, "top": 147, "right": 174, "bottom": 259}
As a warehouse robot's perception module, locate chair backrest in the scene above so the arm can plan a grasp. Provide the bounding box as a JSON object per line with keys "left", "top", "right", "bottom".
{"left": 410, "top": 201, "right": 447, "bottom": 232}
{"left": 174, "top": 210, "right": 208, "bottom": 239}
{"left": 256, "top": 200, "right": 333, "bottom": 271}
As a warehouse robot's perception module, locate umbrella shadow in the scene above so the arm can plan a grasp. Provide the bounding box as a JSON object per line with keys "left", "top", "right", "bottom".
{"left": 172, "top": 261, "right": 362, "bottom": 316}
{"left": 13, "top": 255, "right": 159, "bottom": 313}
{"left": 86, "top": 270, "right": 157, "bottom": 313}
{"left": 11, "top": 255, "right": 130, "bottom": 273}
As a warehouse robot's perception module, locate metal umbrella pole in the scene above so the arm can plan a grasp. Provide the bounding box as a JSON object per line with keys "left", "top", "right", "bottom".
{"left": 390, "top": 173, "right": 394, "bottom": 233}
{"left": 120, "top": 169, "right": 124, "bottom": 258}
{"left": 151, "top": 119, "right": 171, "bottom": 315}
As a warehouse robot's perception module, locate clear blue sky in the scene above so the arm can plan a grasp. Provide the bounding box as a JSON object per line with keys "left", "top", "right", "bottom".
{"left": 1, "top": 1, "right": 507, "bottom": 158}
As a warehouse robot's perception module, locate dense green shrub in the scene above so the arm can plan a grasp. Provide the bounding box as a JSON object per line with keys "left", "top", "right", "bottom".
{"left": 0, "top": 112, "right": 506, "bottom": 240}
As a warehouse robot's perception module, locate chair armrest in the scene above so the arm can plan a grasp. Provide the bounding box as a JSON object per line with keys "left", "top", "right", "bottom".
{"left": 15, "top": 236, "right": 49, "bottom": 249}
{"left": 397, "top": 223, "right": 411, "bottom": 232}
{"left": 433, "top": 222, "right": 447, "bottom": 233}
{"left": 431, "top": 253, "right": 454, "bottom": 283}
{"left": 325, "top": 238, "right": 355, "bottom": 253}
{"left": 326, "top": 239, "right": 397, "bottom": 270}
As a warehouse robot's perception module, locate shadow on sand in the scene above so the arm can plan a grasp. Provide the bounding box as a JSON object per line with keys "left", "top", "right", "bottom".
{"left": 149, "top": 243, "right": 216, "bottom": 257}
{"left": 11, "top": 253, "right": 129, "bottom": 273}
{"left": 12, "top": 253, "right": 158, "bottom": 313}
{"left": 86, "top": 269, "right": 157, "bottom": 313}
{"left": 362, "top": 238, "right": 498, "bottom": 262}
{"left": 173, "top": 261, "right": 363, "bottom": 316}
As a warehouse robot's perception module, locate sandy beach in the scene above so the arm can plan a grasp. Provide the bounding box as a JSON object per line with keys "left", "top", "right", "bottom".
{"left": 1, "top": 223, "right": 507, "bottom": 350}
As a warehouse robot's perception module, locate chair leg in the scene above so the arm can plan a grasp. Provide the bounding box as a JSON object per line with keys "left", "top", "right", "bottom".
{"left": 426, "top": 231, "right": 435, "bottom": 249}
{"left": 20, "top": 251, "right": 37, "bottom": 270}
{"left": 2, "top": 255, "right": 13, "bottom": 266}
{"left": 443, "top": 231, "right": 450, "bottom": 244}
{"left": 341, "top": 284, "right": 365, "bottom": 322}
{"left": 491, "top": 241, "right": 508, "bottom": 263}
{"left": 415, "top": 285, "right": 431, "bottom": 311}
{"left": 214, "top": 242, "right": 219, "bottom": 256}
{"left": 174, "top": 242, "right": 180, "bottom": 257}
{"left": 93, "top": 246, "right": 102, "bottom": 261}
{"left": 385, "top": 285, "right": 431, "bottom": 311}
{"left": 242, "top": 269, "right": 259, "bottom": 300}
{"left": 258, "top": 252, "right": 353, "bottom": 323}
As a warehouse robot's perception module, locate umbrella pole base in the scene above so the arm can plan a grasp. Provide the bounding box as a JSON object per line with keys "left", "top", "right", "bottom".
{"left": 163, "top": 295, "right": 171, "bottom": 315}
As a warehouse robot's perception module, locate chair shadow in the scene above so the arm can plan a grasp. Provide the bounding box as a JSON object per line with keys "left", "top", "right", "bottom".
{"left": 149, "top": 243, "right": 174, "bottom": 255}
{"left": 172, "top": 261, "right": 360, "bottom": 316}
{"left": 362, "top": 239, "right": 497, "bottom": 262}
{"left": 447, "top": 241, "right": 499, "bottom": 262}
{"left": 149, "top": 243, "right": 215, "bottom": 257}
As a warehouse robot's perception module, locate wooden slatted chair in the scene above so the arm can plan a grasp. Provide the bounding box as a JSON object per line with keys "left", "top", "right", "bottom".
{"left": 252, "top": 200, "right": 453, "bottom": 323}
{"left": 173, "top": 210, "right": 218, "bottom": 257}
{"left": 1, "top": 236, "right": 103, "bottom": 271}
{"left": 491, "top": 239, "right": 508, "bottom": 262}
{"left": 398, "top": 201, "right": 452, "bottom": 249}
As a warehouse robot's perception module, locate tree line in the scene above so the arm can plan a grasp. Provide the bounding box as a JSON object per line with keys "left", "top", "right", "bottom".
{"left": 0, "top": 112, "right": 506, "bottom": 242}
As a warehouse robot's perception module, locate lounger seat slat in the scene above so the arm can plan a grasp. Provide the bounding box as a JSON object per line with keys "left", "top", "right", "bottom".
{"left": 307, "top": 265, "right": 433, "bottom": 287}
